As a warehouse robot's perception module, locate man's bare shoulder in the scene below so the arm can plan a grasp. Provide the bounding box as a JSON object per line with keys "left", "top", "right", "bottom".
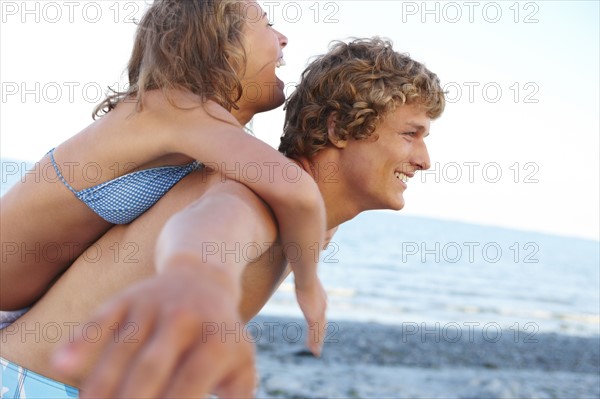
{"left": 203, "top": 173, "right": 278, "bottom": 226}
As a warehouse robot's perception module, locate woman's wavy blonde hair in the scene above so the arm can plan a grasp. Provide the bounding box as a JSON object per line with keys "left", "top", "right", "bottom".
{"left": 94, "top": 0, "right": 247, "bottom": 118}
{"left": 279, "top": 38, "right": 446, "bottom": 159}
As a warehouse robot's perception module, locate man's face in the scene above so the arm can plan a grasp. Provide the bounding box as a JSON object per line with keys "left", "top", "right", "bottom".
{"left": 336, "top": 103, "right": 431, "bottom": 211}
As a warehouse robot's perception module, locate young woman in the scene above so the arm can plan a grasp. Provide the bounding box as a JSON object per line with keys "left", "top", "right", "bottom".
{"left": 1, "top": 0, "right": 327, "bottom": 354}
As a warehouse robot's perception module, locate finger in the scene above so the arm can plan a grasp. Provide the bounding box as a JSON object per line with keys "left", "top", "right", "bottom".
{"left": 163, "top": 323, "right": 255, "bottom": 399}
{"left": 214, "top": 350, "right": 257, "bottom": 399}
{"left": 307, "top": 317, "right": 326, "bottom": 357}
{"left": 79, "top": 301, "right": 157, "bottom": 399}
{"left": 303, "top": 288, "right": 327, "bottom": 357}
{"left": 52, "top": 295, "right": 130, "bottom": 377}
{"left": 162, "top": 339, "right": 229, "bottom": 398}
{"left": 317, "top": 297, "right": 328, "bottom": 355}
{"left": 115, "top": 310, "right": 202, "bottom": 398}
{"left": 296, "top": 289, "right": 326, "bottom": 326}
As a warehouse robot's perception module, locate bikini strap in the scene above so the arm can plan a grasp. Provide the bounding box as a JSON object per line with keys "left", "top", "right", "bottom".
{"left": 48, "top": 148, "right": 79, "bottom": 195}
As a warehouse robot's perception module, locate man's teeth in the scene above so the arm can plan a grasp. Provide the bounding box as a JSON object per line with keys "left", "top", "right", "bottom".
{"left": 276, "top": 58, "right": 286, "bottom": 68}
{"left": 395, "top": 172, "right": 408, "bottom": 182}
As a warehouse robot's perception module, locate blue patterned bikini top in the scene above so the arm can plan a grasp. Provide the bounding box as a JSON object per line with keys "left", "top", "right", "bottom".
{"left": 49, "top": 148, "right": 201, "bottom": 224}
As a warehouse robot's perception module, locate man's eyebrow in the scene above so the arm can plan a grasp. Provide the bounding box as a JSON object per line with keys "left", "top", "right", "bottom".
{"left": 406, "top": 121, "right": 430, "bottom": 137}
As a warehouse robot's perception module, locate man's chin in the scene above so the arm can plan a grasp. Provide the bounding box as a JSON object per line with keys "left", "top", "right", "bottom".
{"left": 369, "top": 197, "right": 405, "bottom": 212}
{"left": 388, "top": 197, "right": 406, "bottom": 211}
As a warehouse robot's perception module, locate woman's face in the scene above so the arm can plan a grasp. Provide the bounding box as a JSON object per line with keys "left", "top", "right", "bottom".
{"left": 235, "top": 0, "right": 288, "bottom": 121}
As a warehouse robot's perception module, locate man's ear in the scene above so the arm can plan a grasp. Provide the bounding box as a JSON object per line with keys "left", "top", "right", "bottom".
{"left": 327, "top": 113, "right": 347, "bottom": 149}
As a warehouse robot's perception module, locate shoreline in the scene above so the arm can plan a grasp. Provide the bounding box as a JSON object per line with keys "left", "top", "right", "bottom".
{"left": 251, "top": 315, "right": 600, "bottom": 398}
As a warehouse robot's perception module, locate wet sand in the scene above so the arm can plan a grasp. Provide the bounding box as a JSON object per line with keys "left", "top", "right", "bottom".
{"left": 251, "top": 315, "right": 600, "bottom": 398}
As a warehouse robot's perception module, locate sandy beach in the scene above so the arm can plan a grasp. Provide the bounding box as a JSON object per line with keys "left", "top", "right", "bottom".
{"left": 252, "top": 315, "right": 600, "bottom": 399}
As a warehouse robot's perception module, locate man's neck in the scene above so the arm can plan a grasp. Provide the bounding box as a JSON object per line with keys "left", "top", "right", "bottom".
{"left": 228, "top": 111, "right": 359, "bottom": 228}
{"left": 295, "top": 152, "right": 362, "bottom": 230}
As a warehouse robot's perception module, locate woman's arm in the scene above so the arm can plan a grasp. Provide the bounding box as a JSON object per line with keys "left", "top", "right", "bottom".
{"left": 168, "top": 102, "right": 328, "bottom": 355}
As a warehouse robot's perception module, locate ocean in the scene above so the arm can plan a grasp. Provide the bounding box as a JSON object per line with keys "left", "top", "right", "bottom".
{"left": 2, "top": 159, "right": 599, "bottom": 338}
{"left": 265, "top": 211, "right": 600, "bottom": 338}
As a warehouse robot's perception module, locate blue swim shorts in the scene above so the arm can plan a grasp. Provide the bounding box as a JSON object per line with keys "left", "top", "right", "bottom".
{"left": 1, "top": 357, "right": 78, "bottom": 398}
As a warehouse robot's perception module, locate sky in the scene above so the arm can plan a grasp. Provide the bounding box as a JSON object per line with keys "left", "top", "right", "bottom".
{"left": 1, "top": 1, "right": 598, "bottom": 240}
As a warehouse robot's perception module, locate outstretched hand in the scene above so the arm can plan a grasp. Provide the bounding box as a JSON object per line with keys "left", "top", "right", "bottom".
{"left": 52, "top": 266, "right": 256, "bottom": 398}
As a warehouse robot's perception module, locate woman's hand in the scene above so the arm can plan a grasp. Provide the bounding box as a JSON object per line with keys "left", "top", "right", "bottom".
{"left": 295, "top": 277, "right": 328, "bottom": 357}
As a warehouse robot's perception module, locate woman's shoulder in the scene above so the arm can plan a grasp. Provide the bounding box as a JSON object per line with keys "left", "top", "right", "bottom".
{"left": 115, "top": 90, "right": 241, "bottom": 132}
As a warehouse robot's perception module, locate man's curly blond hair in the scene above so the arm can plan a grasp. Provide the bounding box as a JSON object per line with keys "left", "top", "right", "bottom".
{"left": 279, "top": 38, "right": 445, "bottom": 159}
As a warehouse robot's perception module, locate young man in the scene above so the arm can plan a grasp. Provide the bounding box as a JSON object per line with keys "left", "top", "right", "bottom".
{"left": 0, "top": 38, "right": 444, "bottom": 398}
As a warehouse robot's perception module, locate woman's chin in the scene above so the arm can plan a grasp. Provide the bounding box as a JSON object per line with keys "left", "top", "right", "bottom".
{"left": 271, "top": 77, "right": 286, "bottom": 102}
{"left": 259, "top": 80, "right": 286, "bottom": 111}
